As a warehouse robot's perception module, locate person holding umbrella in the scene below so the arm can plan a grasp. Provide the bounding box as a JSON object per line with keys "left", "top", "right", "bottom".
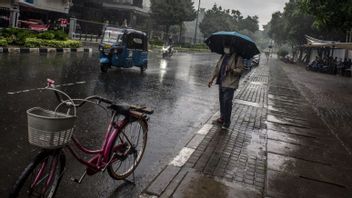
{"left": 205, "top": 31, "right": 260, "bottom": 130}
{"left": 208, "top": 42, "right": 244, "bottom": 129}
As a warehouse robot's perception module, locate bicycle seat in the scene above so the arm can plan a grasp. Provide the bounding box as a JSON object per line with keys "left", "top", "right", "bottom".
{"left": 109, "top": 103, "right": 130, "bottom": 115}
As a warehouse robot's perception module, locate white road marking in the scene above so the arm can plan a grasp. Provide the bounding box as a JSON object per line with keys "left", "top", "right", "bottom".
{"left": 169, "top": 147, "right": 195, "bottom": 167}
{"left": 197, "top": 123, "right": 213, "bottom": 135}
{"left": 7, "top": 81, "right": 87, "bottom": 95}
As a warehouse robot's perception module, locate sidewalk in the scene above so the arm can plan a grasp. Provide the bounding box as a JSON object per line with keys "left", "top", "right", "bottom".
{"left": 141, "top": 59, "right": 352, "bottom": 198}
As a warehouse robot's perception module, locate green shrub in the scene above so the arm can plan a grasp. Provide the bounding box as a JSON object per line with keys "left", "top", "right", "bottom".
{"left": 0, "top": 39, "right": 8, "bottom": 46}
{"left": 36, "top": 32, "right": 55, "bottom": 40}
{"left": 193, "top": 43, "right": 207, "bottom": 49}
{"left": 0, "top": 28, "right": 35, "bottom": 45}
{"left": 149, "top": 39, "right": 164, "bottom": 46}
{"left": 277, "top": 48, "right": 289, "bottom": 58}
{"left": 50, "top": 30, "right": 68, "bottom": 41}
{"left": 180, "top": 43, "right": 193, "bottom": 48}
{"left": 25, "top": 38, "right": 81, "bottom": 48}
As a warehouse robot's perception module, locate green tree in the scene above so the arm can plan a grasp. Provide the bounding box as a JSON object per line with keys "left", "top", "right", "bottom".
{"left": 199, "top": 4, "right": 235, "bottom": 38}
{"left": 282, "top": 0, "right": 318, "bottom": 46}
{"left": 150, "top": 0, "right": 196, "bottom": 36}
{"left": 238, "top": 16, "right": 259, "bottom": 33}
{"left": 267, "top": 11, "right": 286, "bottom": 46}
{"left": 299, "top": 0, "right": 352, "bottom": 32}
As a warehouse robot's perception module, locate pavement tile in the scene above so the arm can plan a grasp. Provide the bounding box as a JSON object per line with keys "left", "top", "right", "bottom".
{"left": 267, "top": 139, "right": 352, "bottom": 168}
{"left": 267, "top": 153, "right": 352, "bottom": 188}
{"left": 160, "top": 168, "right": 189, "bottom": 198}
{"left": 266, "top": 170, "right": 352, "bottom": 198}
{"left": 145, "top": 165, "right": 181, "bottom": 196}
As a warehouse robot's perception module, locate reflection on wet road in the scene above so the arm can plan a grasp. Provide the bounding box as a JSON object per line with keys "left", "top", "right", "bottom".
{"left": 0, "top": 52, "right": 220, "bottom": 197}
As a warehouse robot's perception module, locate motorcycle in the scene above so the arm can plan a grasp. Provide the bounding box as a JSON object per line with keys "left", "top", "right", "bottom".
{"left": 161, "top": 45, "right": 174, "bottom": 58}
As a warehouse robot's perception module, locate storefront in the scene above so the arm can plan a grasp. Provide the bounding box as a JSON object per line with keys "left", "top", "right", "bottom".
{"left": 69, "top": 0, "right": 150, "bottom": 34}
{"left": 0, "top": 0, "right": 71, "bottom": 28}
{"left": 0, "top": 1, "right": 11, "bottom": 27}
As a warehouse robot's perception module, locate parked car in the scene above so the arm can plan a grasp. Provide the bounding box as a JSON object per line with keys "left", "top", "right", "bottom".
{"left": 20, "top": 19, "right": 50, "bottom": 32}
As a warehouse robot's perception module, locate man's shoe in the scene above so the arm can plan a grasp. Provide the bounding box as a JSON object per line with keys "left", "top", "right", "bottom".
{"left": 222, "top": 123, "right": 230, "bottom": 130}
{"left": 216, "top": 118, "right": 224, "bottom": 124}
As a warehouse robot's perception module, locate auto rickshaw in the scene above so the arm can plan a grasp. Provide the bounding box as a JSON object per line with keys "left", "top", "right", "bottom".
{"left": 99, "top": 27, "right": 148, "bottom": 73}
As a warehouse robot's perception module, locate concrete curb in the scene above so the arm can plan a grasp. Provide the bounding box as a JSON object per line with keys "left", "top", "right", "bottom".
{"left": 0, "top": 47, "right": 92, "bottom": 54}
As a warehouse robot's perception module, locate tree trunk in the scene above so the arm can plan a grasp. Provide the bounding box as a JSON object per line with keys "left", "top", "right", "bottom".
{"left": 165, "top": 25, "right": 170, "bottom": 41}
{"left": 179, "top": 23, "right": 183, "bottom": 44}
{"left": 298, "top": 48, "right": 303, "bottom": 63}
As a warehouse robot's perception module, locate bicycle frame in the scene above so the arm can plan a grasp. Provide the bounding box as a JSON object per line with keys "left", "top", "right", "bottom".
{"left": 66, "top": 112, "right": 129, "bottom": 175}
{"left": 19, "top": 79, "right": 152, "bottom": 197}
{"left": 29, "top": 112, "right": 131, "bottom": 194}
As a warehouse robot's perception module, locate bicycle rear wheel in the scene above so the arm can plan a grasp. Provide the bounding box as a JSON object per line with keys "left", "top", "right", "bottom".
{"left": 107, "top": 119, "right": 148, "bottom": 180}
{"left": 9, "top": 149, "right": 65, "bottom": 198}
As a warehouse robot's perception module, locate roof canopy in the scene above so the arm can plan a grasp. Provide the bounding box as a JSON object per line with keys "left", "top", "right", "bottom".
{"left": 303, "top": 35, "right": 352, "bottom": 49}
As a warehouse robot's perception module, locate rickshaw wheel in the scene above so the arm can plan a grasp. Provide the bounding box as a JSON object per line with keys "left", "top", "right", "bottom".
{"left": 140, "top": 64, "right": 147, "bottom": 72}
{"left": 101, "top": 64, "right": 109, "bottom": 73}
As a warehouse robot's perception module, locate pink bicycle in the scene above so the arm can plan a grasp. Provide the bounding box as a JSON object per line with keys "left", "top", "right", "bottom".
{"left": 9, "top": 79, "right": 153, "bottom": 198}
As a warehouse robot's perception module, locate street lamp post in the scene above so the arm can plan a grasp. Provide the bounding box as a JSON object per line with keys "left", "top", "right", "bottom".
{"left": 193, "top": 0, "right": 201, "bottom": 45}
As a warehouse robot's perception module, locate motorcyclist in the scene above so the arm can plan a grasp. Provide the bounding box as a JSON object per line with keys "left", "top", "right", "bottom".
{"left": 167, "top": 36, "right": 173, "bottom": 54}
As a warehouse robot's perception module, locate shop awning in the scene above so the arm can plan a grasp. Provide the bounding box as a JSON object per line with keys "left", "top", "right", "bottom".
{"left": 303, "top": 35, "right": 352, "bottom": 49}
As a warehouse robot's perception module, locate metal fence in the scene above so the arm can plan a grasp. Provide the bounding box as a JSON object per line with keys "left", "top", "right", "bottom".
{"left": 71, "top": 33, "right": 101, "bottom": 43}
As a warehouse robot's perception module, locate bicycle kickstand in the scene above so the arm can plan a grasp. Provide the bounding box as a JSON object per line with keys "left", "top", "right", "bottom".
{"left": 71, "top": 170, "right": 87, "bottom": 184}
{"left": 124, "top": 171, "right": 136, "bottom": 185}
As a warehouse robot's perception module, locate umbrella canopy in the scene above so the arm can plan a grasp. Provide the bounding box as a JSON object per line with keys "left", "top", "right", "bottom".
{"left": 205, "top": 31, "right": 260, "bottom": 59}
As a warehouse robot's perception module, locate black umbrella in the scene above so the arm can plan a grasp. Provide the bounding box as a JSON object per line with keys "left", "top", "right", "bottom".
{"left": 205, "top": 31, "right": 260, "bottom": 59}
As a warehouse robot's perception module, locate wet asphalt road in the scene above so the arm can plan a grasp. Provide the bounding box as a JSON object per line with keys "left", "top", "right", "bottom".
{"left": 0, "top": 52, "right": 221, "bottom": 197}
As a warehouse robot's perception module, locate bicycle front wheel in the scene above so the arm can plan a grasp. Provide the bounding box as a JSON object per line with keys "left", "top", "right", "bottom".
{"left": 107, "top": 119, "right": 148, "bottom": 180}
{"left": 9, "top": 149, "right": 65, "bottom": 198}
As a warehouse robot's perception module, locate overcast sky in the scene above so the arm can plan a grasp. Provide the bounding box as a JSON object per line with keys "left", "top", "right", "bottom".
{"left": 195, "top": 0, "right": 288, "bottom": 30}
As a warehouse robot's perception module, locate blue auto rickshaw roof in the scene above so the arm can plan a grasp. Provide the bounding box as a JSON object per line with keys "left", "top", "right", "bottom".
{"left": 104, "top": 26, "right": 147, "bottom": 37}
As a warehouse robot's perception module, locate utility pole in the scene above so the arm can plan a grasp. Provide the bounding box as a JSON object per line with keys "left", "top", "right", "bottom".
{"left": 9, "top": 0, "right": 19, "bottom": 28}
{"left": 193, "top": 0, "right": 201, "bottom": 45}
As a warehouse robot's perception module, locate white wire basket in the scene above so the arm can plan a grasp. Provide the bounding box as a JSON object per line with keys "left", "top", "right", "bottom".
{"left": 26, "top": 87, "right": 78, "bottom": 149}
{"left": 27, "top": 107, "right": 77, "bottom": 149}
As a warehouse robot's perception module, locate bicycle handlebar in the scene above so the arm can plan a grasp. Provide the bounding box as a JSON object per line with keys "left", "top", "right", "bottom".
{"left": 46, "top": 79, "right": 153, "bottom": 115}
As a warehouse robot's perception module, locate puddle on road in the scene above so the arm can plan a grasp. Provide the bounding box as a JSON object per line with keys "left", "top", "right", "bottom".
{"left": 173, "top": 171, "right": 261, "bottom": 198}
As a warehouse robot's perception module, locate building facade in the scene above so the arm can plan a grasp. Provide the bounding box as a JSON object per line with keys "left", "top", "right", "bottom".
{"left": 70, "top": 0, "right": 150, "bottom": 34}
{"left": 0, "top": 0, "right": 72, "bottom": 27}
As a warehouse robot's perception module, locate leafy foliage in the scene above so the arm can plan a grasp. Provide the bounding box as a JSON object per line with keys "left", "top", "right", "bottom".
{"left": 0, "top": 38, "right": 8, "bottom": 46}
{"left": 267, "top": 0, "right": 348, "bottom": 48}
{"left": 24, "top": 38, "right": 81, "bottom": 48}
{"left": 150, "top": 0, "right": 196, "bottom": 34}
{"left": 149, "top": 39, "right": 164, "bottom": 46}
{"left": 199, "top": 5, "right": 235, "bottom": 37}
{"left": 267, "top": 0, "right": 319, "bottom": 47}
{"left": 0, "top": 28, "right": 35, "bottom": 45}
{"left": 238, "top": 16, "right": 259, "bottom": 33}
{"left": 0, "top": 28, "right": 69, "bottom": 46}
{"left": 299, "top": 0, "right": 352, "bottom": 32}
{"left": 199, "top": 4, "right": 259, "bottom": 38}
{"left": 36, "top": 32, "right": 55, "bottom": 40}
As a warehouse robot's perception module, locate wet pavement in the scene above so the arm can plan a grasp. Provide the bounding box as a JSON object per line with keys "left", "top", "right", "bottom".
{"left": 0, "top": 52, "right": 221, "bottom": 197}
{"left": 142, "top": 58, "right": 352, "bottom": 198}
{"left": 266, "top": 60, "right": 352, "bottom": 197}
